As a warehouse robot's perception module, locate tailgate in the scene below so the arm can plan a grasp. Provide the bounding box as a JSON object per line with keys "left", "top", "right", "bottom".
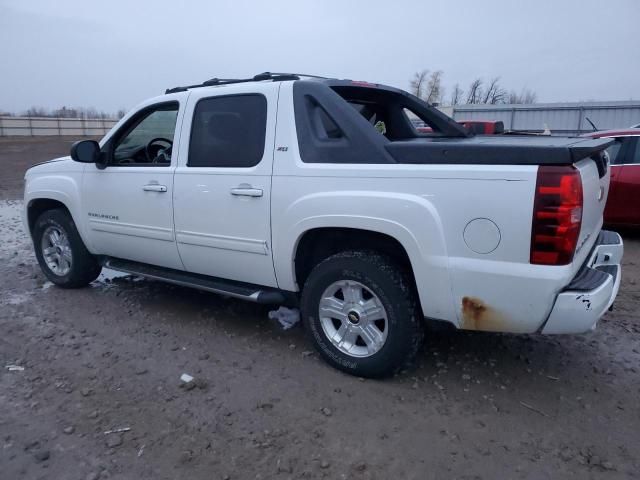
{"left": 570, "top": 138, "right": 613, "bottom": 269}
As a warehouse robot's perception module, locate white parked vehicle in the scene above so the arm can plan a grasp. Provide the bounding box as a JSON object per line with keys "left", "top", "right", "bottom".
{"left": 24, "top": 73, "right": 623, "bottom": 377}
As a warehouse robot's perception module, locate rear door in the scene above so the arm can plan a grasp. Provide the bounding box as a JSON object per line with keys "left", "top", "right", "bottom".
{"left": 173, "top": 84, "right": 279, "bottom": 287}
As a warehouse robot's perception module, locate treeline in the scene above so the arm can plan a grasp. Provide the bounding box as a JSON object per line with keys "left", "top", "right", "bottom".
{"left": 410, "top": 70, "right": 537, "bottom": 106}
{"left": 0, "top": 106, "right": 126, "bottom": 119}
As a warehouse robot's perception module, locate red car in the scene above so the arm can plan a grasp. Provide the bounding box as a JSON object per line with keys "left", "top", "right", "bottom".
{"left": 457, "top": 120, "right": 505, "bottom": 135}
{"left": 583, "top": 129, "right": 640, "bottom": 227}
{"left": 416, "top": 120, "right": 504, "bottom": 135}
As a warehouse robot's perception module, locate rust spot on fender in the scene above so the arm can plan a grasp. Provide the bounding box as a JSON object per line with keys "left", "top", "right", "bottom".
{"left": 461, "top": 296, "right": 508, "bottom": 332}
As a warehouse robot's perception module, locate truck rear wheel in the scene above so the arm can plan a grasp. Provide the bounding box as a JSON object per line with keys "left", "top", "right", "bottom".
{"left": 300, "top": 250, "right": 424, "bottom": 378}
{"left": 33, "top": 209, "right": 102, "bottom": 288}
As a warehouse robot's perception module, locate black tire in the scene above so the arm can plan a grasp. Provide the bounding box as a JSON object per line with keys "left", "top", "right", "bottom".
{"left": 300, "top": 250, "right": 424, "bottom": 378}
{"left": 33, "top": 208, "right": 102, "bottom": 288}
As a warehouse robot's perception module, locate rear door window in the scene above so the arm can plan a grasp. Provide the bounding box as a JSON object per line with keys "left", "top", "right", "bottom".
{"left": 188, "top": 94, "right": 267, "bottom": 168}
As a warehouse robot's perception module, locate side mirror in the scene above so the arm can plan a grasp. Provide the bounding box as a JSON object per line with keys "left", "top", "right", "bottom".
{"left": 70, "top": 140, "right": 100, "bottom": 163}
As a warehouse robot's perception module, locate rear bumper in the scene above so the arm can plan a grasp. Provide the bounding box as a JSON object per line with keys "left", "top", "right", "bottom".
{"left": 541, "top": 230, "right": 623, "bottom": 334}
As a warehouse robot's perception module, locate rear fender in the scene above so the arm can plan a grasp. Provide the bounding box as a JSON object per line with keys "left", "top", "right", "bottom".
{"left": 273, "top": 190, "right": 456, "bottom": 323}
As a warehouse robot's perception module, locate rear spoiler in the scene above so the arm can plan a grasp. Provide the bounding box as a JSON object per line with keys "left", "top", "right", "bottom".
{"left": 569, "top": 138, "right": 613, "bottom": 178}
{"left": 568, "top": 138, "right": 613, "bottom": 162}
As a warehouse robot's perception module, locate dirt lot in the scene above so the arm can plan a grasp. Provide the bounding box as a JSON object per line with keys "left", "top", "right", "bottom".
{"left": 1, "top": 137, "right": 639, "bottom": 479}
{"left": 0, "top": 137, "right": 101, "bottom": 201}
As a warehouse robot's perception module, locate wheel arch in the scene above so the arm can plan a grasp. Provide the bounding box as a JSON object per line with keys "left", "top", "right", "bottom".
{"left": 26, "top": 198, "right": 71, "bottom": 237}
{"left": 24, "top": 190, "right": 91, "bottom": 252}
{"left": 293, "top": 227, "right": 417, "bottom": 293}
{"left": 24, "top": 168, "right": 89, "bottom": 244}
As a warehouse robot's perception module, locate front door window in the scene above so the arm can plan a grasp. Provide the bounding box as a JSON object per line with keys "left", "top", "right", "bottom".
{"left": 112, "top": 103, "right": 179, "bottom": 166}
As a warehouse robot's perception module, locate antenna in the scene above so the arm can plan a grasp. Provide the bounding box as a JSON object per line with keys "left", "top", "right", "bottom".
{"left": 584, "top": 116, "right": 598, "bottom": 132}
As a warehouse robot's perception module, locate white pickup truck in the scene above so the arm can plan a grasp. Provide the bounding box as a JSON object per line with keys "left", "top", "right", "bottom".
{"left": 23, "top": 72, "right": 623, "bottom": 377}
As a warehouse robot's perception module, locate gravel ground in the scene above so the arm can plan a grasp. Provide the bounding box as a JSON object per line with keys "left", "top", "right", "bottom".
{"left": 1, "top": 138, "right": 639, "bottom": 479}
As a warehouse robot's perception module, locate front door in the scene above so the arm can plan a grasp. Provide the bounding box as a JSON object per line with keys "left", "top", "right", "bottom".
{"left": 173, "top": 85, "right": 278, "bottom": 287}
{"left": 81, "top": 100, "right": 185, "bottom": 270}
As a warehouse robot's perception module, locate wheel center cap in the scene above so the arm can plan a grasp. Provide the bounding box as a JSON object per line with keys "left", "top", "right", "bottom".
{"left": 347, "top": 310, "right": 361, "bottom": 325}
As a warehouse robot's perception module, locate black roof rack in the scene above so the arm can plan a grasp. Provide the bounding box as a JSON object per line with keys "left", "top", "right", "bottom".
{"left": 165, "top": 72, "right": 328, "bottom": 94}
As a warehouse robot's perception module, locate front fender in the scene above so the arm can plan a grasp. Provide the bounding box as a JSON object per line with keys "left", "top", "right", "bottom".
{"left": 24, "top": 174, "right": 89, "bottom": 247}
{"left": 272, "top": 189, "right": 456, "bottom": 323}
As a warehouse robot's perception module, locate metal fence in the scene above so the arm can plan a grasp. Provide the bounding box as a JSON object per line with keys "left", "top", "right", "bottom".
{"left": 451, "top": 101, "right": 640, "bottom": 136}
{"left": 0, "top": 116, "right": 118, "bottom": 137}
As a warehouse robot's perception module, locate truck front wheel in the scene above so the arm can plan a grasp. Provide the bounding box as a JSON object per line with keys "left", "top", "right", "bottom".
{"left": 33, "top": 209, "right": 102, "bottom": 288}
{"left": 300, "top": 251, "right": 424, "bottom": 378}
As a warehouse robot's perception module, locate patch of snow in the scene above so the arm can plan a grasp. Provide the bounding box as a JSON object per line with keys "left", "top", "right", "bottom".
{"left": 0, "top": 200, "right": 29, "bottom": 255}
{"left": 268, "top": 306, "right": 301, "bottom": 330}
{"left": 3, "top": 292, "right": 32, "bottom": 305}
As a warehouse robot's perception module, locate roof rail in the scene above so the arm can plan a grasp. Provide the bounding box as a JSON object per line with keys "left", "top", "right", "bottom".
{"left": 267, "top": 72, "right": 329, "bottom": 80}
{"left": 164, "top": 72, "right": 327, "bottom": 94}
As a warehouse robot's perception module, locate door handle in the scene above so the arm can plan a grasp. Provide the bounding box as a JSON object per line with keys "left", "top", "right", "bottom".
{"left": 230, "top": 187, "right": 263, "bottom": 197}
{"left": 142, "top": 184, "right": 167, "bottom": 192}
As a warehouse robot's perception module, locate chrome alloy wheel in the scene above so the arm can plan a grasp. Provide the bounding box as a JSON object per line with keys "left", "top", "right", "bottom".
{"left": 40, "top": 226, "right": 72, "bottom": 276}
{"left": 318, "top": 280, "right": 389, "bottom": 358}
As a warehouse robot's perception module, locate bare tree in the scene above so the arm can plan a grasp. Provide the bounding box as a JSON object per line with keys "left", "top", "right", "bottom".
{"left": 508, "top": 88, "right": 537, "bottom": 104}
{"left": 482, "top": 77, "right": 498, "bottom": 104}
{"left": 20, "top": 106, "right": 119, "bottom": 118}
{"left": 24, "top": 106, "right": 49, "bottom": 117}
{"left": 450, "top": 83, "right": 464, "bottom": 106}
{"left": 425, "top": 70, "right": 444, "bottom": 105}
{"left": 482, "top": 77, "right": 507, "bottom": 104}
{"left": 84, "top": 107, "right": 99, "bottom": 119}
{"left": 53, "top": 106, "right": 80, "bottom": 118}
{"left": 466, "top": 78, "right": 483, "bottom": 104}
{"left": 411, "top": 70, "right": 537, "bottom": 106}
{"left": 410, "top": 70, "right": 429, "bottom": 99}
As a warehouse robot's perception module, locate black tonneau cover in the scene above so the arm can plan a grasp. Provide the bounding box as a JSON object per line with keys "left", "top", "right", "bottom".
{"left": 385, "top": 136, "right": 614, "bottom": 166}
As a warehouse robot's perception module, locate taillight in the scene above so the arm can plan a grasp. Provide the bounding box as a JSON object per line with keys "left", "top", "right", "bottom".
{"left": 530, "top": 166, "right": 583, "bottom": 265}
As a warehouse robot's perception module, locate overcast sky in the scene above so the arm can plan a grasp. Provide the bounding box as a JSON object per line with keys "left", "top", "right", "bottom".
{"left": 1, "top": 0, "right": 638, "bottom": 114}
